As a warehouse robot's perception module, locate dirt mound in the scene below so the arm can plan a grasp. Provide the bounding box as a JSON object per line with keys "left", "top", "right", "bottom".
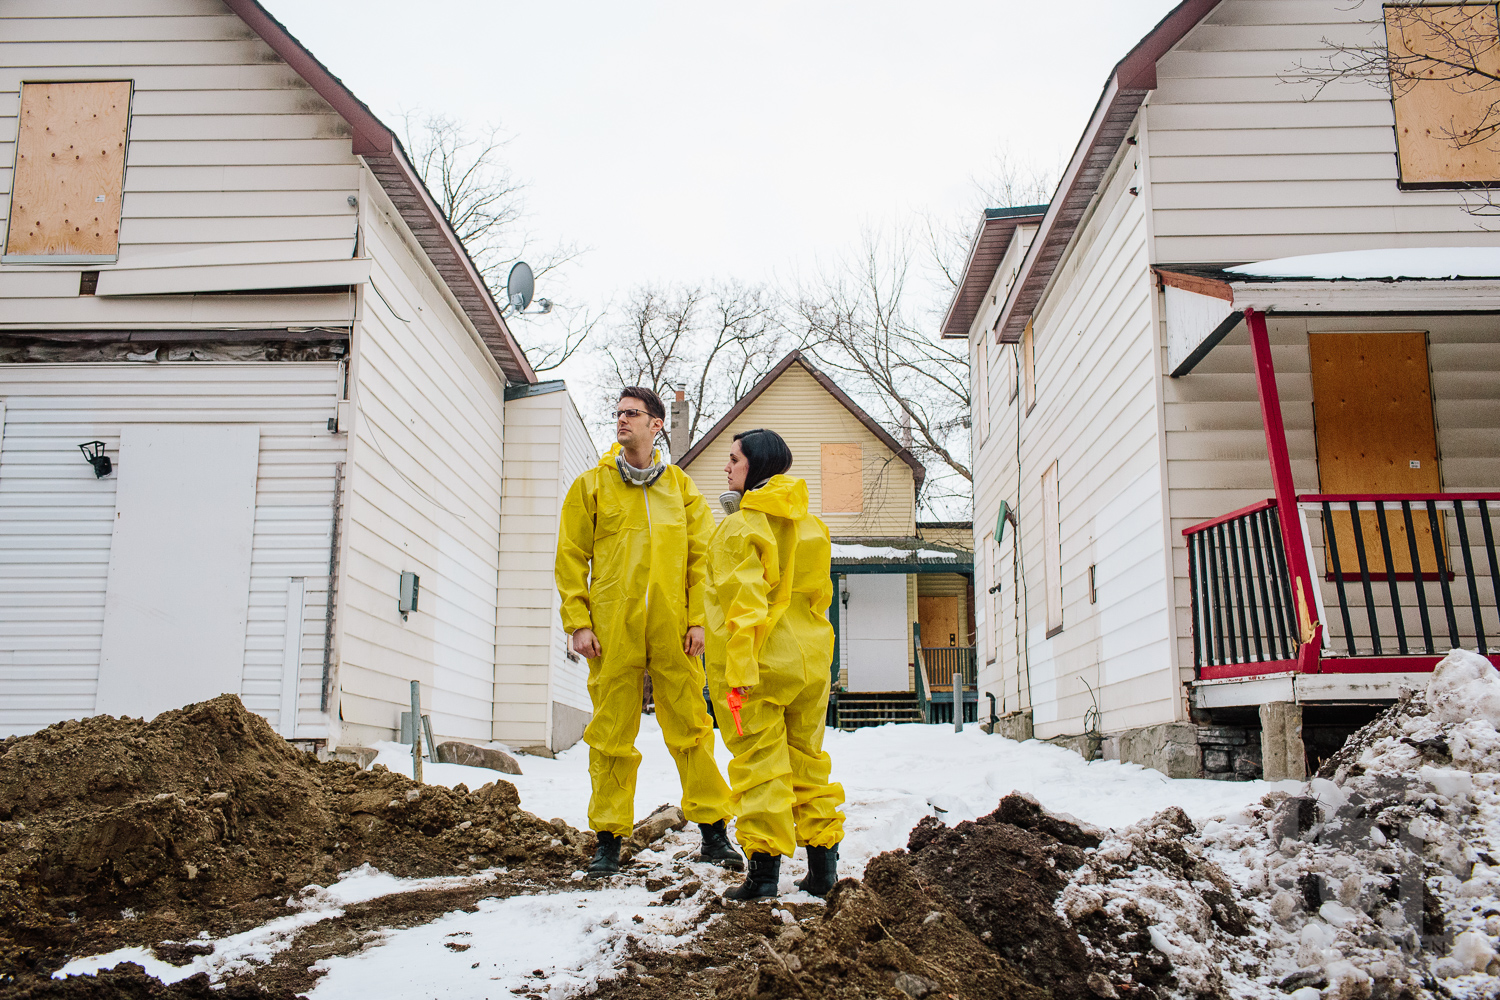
{"left": 0, "top": 695, "right": 589, "bottom": 986}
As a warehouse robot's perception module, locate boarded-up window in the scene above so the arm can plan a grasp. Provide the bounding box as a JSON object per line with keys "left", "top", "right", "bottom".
{"left": 1008, "top": 344, "right": 1020, "bottom": 402}
{"left": 1385, "top": 5, "right": 1500, "bottom": 185}
{"left": 1023, "top": 319, "right": 1036, "bottom": 413}
{"left": 821, "top": 443, "right": 863, "bottom": 513}
{"left": 1042, "top": 461, "right": 1062, "bottom": 636}
{"left": 5, "top": 81, "right": 132, "bottom": 259}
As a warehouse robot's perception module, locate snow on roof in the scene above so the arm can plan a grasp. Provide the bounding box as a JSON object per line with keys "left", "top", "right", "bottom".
{"left": 1226, "top": 247, "right": 1500, "bottom": 281}
{"left": 830, "top": 541, "right": 961, "bottom": 564}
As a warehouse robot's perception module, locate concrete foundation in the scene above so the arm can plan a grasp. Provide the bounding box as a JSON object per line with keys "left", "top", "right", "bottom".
{"left": 1197, "top": 724, "right": 1263, "bottom": 781}
{"left": 982, "top": 710, "right": 1035, "bottom": 741}
{"left": 1260, "top": 701, "right": 1307, "bottom": 781}
{"left": 1100, "top": 722, "right": 1202, "bottom": 778}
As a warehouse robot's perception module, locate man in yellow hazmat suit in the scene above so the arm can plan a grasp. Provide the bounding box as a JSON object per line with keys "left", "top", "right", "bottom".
{"left": 555, "top": 387, "right": 742, "bottom": 877}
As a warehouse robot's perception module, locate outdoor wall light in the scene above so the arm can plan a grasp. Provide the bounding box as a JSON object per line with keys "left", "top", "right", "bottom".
{"left": 840, "top": 585, "right": 850, "bottom": 610}
{"left": 398, "top": 571, "right": 420, "bottom": 620}
{"left": 79, "top": 441, "right": 112, "bottom": 478}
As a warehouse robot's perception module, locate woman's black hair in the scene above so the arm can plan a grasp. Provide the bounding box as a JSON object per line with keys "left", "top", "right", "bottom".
{"left": 732, "top": 428, "right": 793, "bottom": 491}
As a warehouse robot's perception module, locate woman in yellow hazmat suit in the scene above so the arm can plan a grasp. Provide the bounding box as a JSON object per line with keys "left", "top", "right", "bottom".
{"left": 704, "top": 428, "right": 845, "bottom": 900}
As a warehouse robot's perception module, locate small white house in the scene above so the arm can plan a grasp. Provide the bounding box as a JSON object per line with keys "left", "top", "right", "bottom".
{"left": 951, "top": 0, "right": 1500, "bottom": 778}
{"left": 0, "top": 0, "right": 593, "bottom": 753}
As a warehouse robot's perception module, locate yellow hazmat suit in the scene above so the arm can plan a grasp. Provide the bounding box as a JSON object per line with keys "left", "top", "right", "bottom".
{"left": 555, "top": 443, "right": 734, "bottom": 837}
{"left": 704, "top": 475, "right": 845, "bottom": 858}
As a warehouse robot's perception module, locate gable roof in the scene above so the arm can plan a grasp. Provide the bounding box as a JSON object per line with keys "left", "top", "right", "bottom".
{"left": 222, "top": 0, "right": 536, "bottom": 385}
{"left": 676, "top": 350, "right": 927, "bottom": 494}
{"left": 992, "top": 0, "right": 1223, "bottom": 344}
{"left": 940, "top": 205, "right": 1049, "bottom": 339}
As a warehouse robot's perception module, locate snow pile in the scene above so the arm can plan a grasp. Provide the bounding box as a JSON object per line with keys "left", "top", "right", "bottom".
{"left": 1226, "top": 247, "right": 1500, "bottom": 281}
{"left": 1055, "top": 649, "right": 1500, "bottom": 999}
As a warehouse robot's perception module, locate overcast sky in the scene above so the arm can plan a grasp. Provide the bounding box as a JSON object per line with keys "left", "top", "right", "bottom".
{"left": 264, "top": 1, "right": 1182, "bottom": 315}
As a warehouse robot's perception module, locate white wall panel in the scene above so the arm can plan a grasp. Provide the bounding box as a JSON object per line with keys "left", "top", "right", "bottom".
{"left": 0, "top": 362, "right": 343, "bottom": 738}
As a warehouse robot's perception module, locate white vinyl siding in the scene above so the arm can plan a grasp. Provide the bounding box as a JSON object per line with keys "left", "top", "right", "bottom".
{"left": 971, "top": 227, "right": 1034, "bottom": 717}
{"left": 1148, "top": 0, "right": 1487, "bottom": 265}
{"left": 494, "top": 386, "right": 593, "bottom": 749}
{"left": 336, "top": 183, "right": 507, "bottom": 748}
{"left": 1011, "top": 128, "right": 1175, "bottom": 737}
{"left": 0, "top": 1, "right": 361, "bottom": 328}
{"left": 0, "top": 362, "right": 342, "bottom": 738}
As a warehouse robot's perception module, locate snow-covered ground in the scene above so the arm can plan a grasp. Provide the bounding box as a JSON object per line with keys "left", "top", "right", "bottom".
{"left": 57, "top": 717, "right": 1294, "bottom": 997}
{"left": 57, "top": 668, "right": 1500, "bottom": 1000}
{"left": 368, "top": 715, "right": 1299, "bottom": 881}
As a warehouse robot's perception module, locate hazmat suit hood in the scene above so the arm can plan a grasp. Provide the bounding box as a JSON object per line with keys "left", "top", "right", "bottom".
{"left": 740, "top": 475, "right": 808, "bottom": 521}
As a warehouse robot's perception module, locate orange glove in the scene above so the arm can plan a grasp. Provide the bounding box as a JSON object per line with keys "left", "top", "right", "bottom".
{"left": 725, "top": 688, "right": 745, "bottom": 737}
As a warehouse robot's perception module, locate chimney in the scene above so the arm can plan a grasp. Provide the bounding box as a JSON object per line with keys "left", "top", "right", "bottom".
{"left": 670, "top": 385, "right": 689, "bottom": 461}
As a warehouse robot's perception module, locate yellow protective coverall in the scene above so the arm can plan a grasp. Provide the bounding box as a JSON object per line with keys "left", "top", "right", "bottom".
{"left": 555, "top": 443, "right": 733, "bottom": 837}
{"left": 704, "top": 474, "right": 845, "bottom": 858}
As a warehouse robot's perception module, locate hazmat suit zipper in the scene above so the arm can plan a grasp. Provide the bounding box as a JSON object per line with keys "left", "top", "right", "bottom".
{"left": 643, "top": 484, "right": 652, "bottom": 615}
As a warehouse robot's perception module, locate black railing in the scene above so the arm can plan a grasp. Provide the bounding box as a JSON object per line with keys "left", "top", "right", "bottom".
{"left": 1184, "top": 499, "right": 1300, "bottom": 668}
{"left": 921, "top": 646, "right": 976, "bottom": 689}
{"left": 1303, "top": 494, "right": 1500, "bottom": 657}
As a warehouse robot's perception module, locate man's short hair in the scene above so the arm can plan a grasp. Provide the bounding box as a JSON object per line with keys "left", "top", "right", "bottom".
{"left": 619, "top": 386, "right": 666, "bottom": 422}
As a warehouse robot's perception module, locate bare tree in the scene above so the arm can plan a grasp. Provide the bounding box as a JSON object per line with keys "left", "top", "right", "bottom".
{"left": 592, "top": 282, "right": 790, "bottom": 454}
{"left": 1287, "top": 2, "right": 1500, "bottom": 215}
{"left": 926, "top": 146, "right": 1058, "bottom": 293}
{"left": 794, "top": 228, "right": 973, "bottom": 513}
{"left": 399, "top": 111, "right": 591, "bottom": 363}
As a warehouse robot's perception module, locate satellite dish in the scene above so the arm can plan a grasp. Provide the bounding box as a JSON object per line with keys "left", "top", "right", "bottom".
{"left": 506, "top": 261, "right": 534, "bottom": 312}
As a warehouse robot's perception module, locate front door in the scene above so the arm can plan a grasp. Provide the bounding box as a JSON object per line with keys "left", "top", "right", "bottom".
{"left": 844, "top": 573, "right": 909, "bottom": 691}
{"left": 1309, "top": 332, "right": 1442, "bottom": 576}
{"left": 918, "top": 595, "right": 959, "bottom": 647}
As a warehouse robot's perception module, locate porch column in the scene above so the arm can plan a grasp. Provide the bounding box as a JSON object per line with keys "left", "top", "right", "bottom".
{"left": 1244, "top": 308, "right": 1322, "bottom": 669}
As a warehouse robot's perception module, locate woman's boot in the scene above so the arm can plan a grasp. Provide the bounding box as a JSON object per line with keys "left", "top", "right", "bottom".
{"left": 724, "top": 852, "right": 781, "bottom": 900}
{"left": 795, "top": 844, "right": 838, "bottom": 897}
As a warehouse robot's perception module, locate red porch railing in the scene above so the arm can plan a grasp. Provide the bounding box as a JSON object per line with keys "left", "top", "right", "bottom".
{"left": 1184, "top": 493, "right": 1500, "bottom": 679}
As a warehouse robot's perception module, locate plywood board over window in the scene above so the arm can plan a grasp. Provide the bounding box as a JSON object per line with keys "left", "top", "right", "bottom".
{"left": 5, "top": 81, "right": 132, "bottom": 260}
{"left": 821, "top": 443, "right": 863, "bottom": 513}
{"left": 1309, "top": 332, "right": 1443, "bottom": 577}
{"left": 1385, "top": 4, "right": 1500, "bottom": 185}
{"left": 1022, "top": 319, "right": 1036, "bottom": 413}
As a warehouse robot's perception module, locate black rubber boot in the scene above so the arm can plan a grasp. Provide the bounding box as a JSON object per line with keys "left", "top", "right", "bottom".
{"left": 696, "top": 820, "right": 746, "bottom": 871}
{"left": 724, "top": 852, "right": 781, "bottom": 901}
{"left": 795, "top": 844, "right": 839, "bottom": 898}
{"left": 586, "top": 831, "right": 622, "bottom": 878}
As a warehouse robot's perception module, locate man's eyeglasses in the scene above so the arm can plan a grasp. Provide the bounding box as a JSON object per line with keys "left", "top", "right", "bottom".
{"left": 615, "top": 408, "right": 650, "bottom": 421}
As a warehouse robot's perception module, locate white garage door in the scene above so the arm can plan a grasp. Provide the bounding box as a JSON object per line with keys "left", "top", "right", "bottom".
{"left": 844, "top": 573, "right": 909, "bottom": 692}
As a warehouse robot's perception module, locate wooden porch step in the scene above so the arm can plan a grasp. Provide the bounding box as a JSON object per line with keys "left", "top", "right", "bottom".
{"left": 834, "top": 691, "right": 923, "bottom": 728}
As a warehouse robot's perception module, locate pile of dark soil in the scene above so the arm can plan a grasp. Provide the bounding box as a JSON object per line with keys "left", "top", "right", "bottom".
{"left": 592, "top": 792, "right": 1229, "bottom": 1000}
{"left": 0, "top": 695, "right": 589, "bottom": 993}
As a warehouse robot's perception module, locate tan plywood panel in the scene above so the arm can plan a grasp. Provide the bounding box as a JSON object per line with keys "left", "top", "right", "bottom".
{"left": 918, "top": 595, "right": 960, "bottom": 648}
{"left": 1385, "top": 4, "right": 1500, "bottom": 184}
{"left": 820, "top": 442, "right": 863, "bottom": 513}
{"left": 1309, "top": 332, "right": 1443, "bottom": 575}
{"left": 6, "top": 81, "right": 132, "bottom": 257}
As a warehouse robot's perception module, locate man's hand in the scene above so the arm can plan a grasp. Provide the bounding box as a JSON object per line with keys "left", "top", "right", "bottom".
{"left": 683, "top": 626, "right": 705, "bottom": 657}
{"left": 571, "top": 627, "right": 602, "bottom": 659}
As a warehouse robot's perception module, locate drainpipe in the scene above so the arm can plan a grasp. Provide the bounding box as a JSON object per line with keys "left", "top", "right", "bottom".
{"left": 1244, "top": 307, "right": 1322, "bottom": 671}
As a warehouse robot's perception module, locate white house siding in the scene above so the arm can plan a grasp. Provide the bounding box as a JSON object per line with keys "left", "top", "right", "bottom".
{"left": 334, "top": 184, "right": 507, "bottom": 749}
{"left": 0, "top": 0, "right": 361, "bottom": 323}
{"left": 971, "top": 228, "right": 1034, "bottom": 717}
{"left": 494, "top": 385, "right": 593, "bottom": 752}
{"left": 1161, "top": 312, "right": 1500, "bottom": 681}
{"left": 1149, "top": 0, "right": 1486, "bottom": 265}
{"left": 0, "top": 362, "right": 342, "bottom": 738}
{"left": 1008, "top": 128, "right": 1176, "bottom": 738}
